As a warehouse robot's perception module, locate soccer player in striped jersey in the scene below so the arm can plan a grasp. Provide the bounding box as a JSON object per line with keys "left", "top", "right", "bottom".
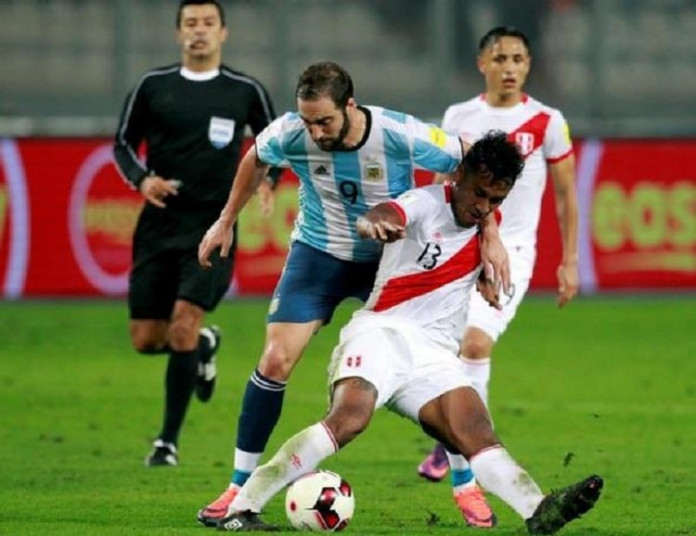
{"left": 196, "top": 61, "right": 509, "bottom": 525}
{"left": 113, "top": 0, "right": 277, "bottom": 467}
{"left": 416, "top": 26, "right": 580, "bottom": 528}
{"left": 216, "top": 131, "right": 602, "bottom": 534}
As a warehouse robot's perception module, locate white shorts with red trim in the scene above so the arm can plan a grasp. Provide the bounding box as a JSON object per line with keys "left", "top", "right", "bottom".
{"left": 327, "top": 317, "right": 473, "bottom": 422}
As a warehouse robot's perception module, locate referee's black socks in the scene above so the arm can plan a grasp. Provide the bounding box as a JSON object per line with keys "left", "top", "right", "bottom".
{"left": 159, "top": 348, "right": 198, "bottom": 445}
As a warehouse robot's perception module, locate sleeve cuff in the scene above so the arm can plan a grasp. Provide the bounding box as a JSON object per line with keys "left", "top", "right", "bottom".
{"left": 132, "top": 170, "right": 150, "bottom": 190}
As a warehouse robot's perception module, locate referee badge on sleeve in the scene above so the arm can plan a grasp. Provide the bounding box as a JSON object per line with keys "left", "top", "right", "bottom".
{"left": 209, "top": 116, "right": 235, "bottom": 149}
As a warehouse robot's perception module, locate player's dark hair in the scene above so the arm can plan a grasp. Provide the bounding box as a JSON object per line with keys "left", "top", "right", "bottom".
{"left": 296, "top": 61, "right": 354, "bottom": 108}
{"left": 177, "top": 0, "right": 225, "bottom": 28}
{"left": 478, "top": 26, "right": 530, "bottom": 54}
{"left": 464, "top": 130, "right": 524, "bottom": 187}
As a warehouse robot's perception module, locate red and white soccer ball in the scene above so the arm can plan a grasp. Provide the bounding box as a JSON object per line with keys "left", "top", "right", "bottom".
{"left": 285, "top": 470, "right": 355, "bottom": 532}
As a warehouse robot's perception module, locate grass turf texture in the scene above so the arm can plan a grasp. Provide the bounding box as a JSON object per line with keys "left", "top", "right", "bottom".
{"left": 0, "top": 295, "right": 694, "bottom": 535}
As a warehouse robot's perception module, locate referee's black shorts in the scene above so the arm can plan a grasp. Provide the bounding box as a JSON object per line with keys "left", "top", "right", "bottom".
{"left": 128, "top": 246, "right": 234, "bottom": 320}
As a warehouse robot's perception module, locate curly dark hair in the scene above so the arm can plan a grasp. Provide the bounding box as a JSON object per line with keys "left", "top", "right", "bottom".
{"left": 295, "top": 61, "right": 354, "bottom": 108}
{"left": 463, "top": 130, "right": 524, "bottom": 187}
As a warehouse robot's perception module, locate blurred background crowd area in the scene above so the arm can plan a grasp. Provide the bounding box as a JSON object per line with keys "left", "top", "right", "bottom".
{"left": 0, "top": 0, "right": 694, "bottom": 138}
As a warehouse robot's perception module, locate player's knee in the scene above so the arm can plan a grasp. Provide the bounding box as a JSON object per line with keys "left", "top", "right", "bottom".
{"left": 461, "top": 336, "right": 492, "bottom": 360}
{"left": 258, "top": 342, "right": 299, "bottom": 381}
{"left": 167, "top": 321, "right": 198, "bottom": 352}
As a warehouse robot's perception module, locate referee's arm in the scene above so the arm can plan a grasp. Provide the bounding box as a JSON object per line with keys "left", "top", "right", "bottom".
{"left": 113, "top": 86, "right": 149, "bottom": 190}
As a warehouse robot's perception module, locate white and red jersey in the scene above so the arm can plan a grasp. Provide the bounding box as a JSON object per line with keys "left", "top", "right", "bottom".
{"left": 353, "top": 185, "right": 482, "bottom": 350}
{"left": 442, "top": 94, "right": 572, "bottom": 253}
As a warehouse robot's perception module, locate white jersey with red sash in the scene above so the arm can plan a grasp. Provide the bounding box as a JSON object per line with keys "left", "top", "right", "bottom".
{"left": 352, "top": 184, "right": 482, "bottom": 351}
{"left": 441, "top": 94, "right": 571, "bottom": 252}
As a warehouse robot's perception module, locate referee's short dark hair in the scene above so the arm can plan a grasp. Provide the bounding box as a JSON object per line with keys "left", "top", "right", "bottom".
{"left": 176, "top": 0, "right": 226, "bottom": 28}
{"left": 296, "top": 62, "right": 354, "bottom": 109}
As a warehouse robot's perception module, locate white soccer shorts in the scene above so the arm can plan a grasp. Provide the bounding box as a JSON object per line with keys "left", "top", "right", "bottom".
{"left": 327, "top": 318, "right": 474, "bottom": 422}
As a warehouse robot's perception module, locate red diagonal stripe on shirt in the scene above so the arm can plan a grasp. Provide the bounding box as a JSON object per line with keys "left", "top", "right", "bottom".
{"left": 372, "top": 236, "right": 480, "bottom": 312}
{"left": 507, "top": 112, "right": 550, "bottom": 159}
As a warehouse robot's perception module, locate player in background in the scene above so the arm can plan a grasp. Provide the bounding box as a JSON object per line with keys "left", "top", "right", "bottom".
{"left": 416, "top": 26, "right": 580, "bottom": 529}
{"left": 113, "top": 0, "right": 278, "bottom": 467}
{"left": 216, "top": 131, "right": 603, "bottom": 534}
{"left": 196, "top": 61, "right": 510, "bottom": 526}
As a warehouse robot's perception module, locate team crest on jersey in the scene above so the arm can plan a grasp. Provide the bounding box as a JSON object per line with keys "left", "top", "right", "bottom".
{"left": 364, "top": 162, "right": 384, "bottom": 181}
{"left": 515, "top": 132, "right": 535, "bottom": 156}
{"left": 208, "top": 116, "right": 235, "bottom": 149}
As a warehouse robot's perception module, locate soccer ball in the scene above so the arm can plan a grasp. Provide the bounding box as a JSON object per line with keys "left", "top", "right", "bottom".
{"left": 285, "top": 470, "right": 355, "bottom": 531}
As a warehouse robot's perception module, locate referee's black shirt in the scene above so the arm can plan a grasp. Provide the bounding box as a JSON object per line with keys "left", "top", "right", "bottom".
{"left": 114, "top": 64, "right": 276, "bottom": 249}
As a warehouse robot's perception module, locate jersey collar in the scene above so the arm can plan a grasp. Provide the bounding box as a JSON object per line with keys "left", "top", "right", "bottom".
{"left": 335, "top": 106, "right": 372, "bottom": 152}
{"left": 478, "top": 92, "right": 529, "bottom": 111}
{"left": 180, "top": 66, "right": 220, "bottom": 81}
{"left": 353, "top": 106, "right": 372, "bottom": 151}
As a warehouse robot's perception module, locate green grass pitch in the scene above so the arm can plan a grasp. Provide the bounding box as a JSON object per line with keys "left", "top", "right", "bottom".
{"left": 0, "top": 295, "right": 694, "bottom": 535}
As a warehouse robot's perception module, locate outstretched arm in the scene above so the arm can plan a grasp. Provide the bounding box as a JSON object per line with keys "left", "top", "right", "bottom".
{"left": 198, "top": 145, "right": 270, "bottom": 267}
{"left": 549, "top": 154, "right": 579, "bottom": 307}
{"left": 356, "top": 203, "right": 406, "bottom": 243}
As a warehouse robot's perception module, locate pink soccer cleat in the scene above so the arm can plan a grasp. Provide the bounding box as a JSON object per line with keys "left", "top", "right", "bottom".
{"left": 417, "top": 443, "right": 449, "bottom": 482}
{"left": 454, "top": 485, "right": 497, "bottom": 528}
{"left": 196, "top": 484, "right": 241, "bottom": 527}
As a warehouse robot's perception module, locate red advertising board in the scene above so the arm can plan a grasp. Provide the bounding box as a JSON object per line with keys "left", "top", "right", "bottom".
{"left": 586, "top": 140, "right": 695, "bottom": 289}
{"left": 533, "top": 140, "right": 695, "bottom": 291}
{"left": 0, "top": 138, "right": 693, "bottom": 298}
{"left": 233, "top": 173, "right": 298, "bottom": 295}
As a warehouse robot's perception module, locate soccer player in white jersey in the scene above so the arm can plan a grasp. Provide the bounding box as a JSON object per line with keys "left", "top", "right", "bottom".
{"left": 416, "top": 26, "right": 580, "bottom": 529}
{"left": 215, "top": 131, "right": 602, "bottom": 534}
{"left": 195, "top": 61, "right": 509, "bottom": 526}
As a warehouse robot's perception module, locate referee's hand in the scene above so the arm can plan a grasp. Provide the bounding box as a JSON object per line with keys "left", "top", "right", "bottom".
{"left": 198, "top": 219, "right": 235, "bottom": 268}
{"left": 140, "top": 175, "right": 179, "bottom": 208}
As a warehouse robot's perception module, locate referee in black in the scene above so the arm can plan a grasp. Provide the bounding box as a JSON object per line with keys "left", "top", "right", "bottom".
{"left": 113, "top": 0, "right": 277, "bottom": 467}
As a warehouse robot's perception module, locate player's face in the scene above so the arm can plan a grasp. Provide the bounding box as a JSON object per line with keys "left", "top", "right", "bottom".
{"left": 450, "top": 169, "right": 512, "bottom": 228}
{"left": 478, "top": 36, "right": 530, "bottom": 100}
{"left": 297, "top": 96, "right": 352, "bottom": 151}
{"left": 177, "top": 4, "right": 227, "bottom": 65}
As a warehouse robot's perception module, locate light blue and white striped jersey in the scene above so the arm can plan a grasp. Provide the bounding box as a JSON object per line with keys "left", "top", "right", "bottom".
{"left": 256, "top": 105, "right": 463, "bottom": 262}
